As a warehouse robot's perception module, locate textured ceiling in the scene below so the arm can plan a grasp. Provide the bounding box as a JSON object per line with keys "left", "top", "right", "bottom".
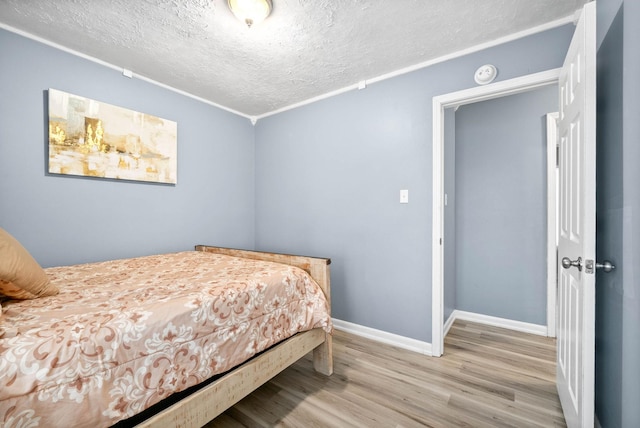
{"left": 0, "top": 0, "right": 589, "bottom": 118}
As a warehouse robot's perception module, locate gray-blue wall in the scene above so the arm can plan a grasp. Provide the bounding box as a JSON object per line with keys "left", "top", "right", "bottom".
{"left": 454, "top": 87, "right": 556, "bottom": 325}
{"left": 254, "top": 26, "right": 574, "bottom": 341}
{"left": 0, "top": 29, "right": 256, "bottom": 267}
{"left": 595, "top": 0, "right": 640, "bottom": 426}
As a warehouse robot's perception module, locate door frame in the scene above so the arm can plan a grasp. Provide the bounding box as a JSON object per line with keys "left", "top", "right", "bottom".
{"left": 546, "top": 112, "right": 559, "bottom": 339}
{"left": 431, "top": 68, "right": 561, "bottom": 357}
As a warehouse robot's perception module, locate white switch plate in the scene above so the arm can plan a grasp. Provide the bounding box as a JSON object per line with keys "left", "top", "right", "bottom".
{"left": 400, "top": 189, "right": 409, "bottom": 204}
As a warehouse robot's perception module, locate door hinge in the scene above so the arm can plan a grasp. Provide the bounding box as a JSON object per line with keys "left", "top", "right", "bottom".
{"left": 440, "top": 238, "right": 443, "bottom": 245}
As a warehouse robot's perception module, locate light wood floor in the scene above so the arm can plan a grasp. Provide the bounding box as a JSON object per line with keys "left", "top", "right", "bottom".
{"left": 205, "top": 321, "right": 565, "bottom": 427}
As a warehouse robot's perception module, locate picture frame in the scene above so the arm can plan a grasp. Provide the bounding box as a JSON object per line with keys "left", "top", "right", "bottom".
{"left": 48, "top": 89, "right": 177, "bottom": 184}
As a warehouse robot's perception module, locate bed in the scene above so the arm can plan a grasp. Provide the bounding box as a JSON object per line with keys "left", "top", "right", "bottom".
{"left": 0, "top": 230, "right": 333, "bottom": 428}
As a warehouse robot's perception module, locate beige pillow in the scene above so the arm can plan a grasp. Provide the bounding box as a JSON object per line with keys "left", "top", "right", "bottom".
{"left": 0, "top": 228, "right": 58, "bottom": 299}
{"left": 0, "top": 279, "right": 40, "bottom": 299}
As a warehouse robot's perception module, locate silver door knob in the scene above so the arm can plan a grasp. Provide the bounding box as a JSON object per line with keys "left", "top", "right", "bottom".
{"left": 595, "top": 260, "right": 615, "bottom": 273}
{"left": 561, "top": 256, "right": 582, "bottom": 271}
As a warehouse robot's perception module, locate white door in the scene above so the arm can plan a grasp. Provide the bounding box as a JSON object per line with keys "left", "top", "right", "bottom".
{"left": 556, "top": 2, "right": 596, "bottom": 428}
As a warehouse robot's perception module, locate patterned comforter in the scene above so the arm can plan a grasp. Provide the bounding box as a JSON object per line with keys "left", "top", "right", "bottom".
{"left": 0, "top": 251, "right": 332, "bottom": 427}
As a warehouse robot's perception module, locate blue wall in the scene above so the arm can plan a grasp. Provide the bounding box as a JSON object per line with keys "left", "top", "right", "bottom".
{"left": 254, "top": 26, "right": 574, "bottom": 341}
{"left": 0, "top": 29, "right": 256, "bottom": 267}
{"left": 595, "top": 0, "right": 640, "bottom": 426}
{"left": 454, "top": 87, "right": 556, "bottom": 325}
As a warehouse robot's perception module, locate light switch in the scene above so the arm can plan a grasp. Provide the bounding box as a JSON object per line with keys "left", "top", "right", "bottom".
{"left": 400, "top": 189, "right": 409, "bottom": 204}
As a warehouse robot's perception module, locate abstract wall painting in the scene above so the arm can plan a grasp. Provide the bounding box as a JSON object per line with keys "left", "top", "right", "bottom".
{"left": 48, "top": 89, "right": 177, "bottom": 184}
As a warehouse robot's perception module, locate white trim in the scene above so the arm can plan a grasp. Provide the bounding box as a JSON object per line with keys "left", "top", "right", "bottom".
{"left": 443, "top": 312, "right": 456, "bottom": 337}
{"left": 451, "top": 310, "right": 548, "bottom": 336}
{"left": 432, "top": 92, "right": 445, "bottom": 357}
{"left": 366, "top": 16, "right": 572, "bottom": 87}
{"left": 254, "top": 83, "right": 361, "bottom": 120}
{"left": 1, "top": 14, "right": 573, "bottom": 123}
{"left": 431, "top": 68, "right": 561, "bottom": 356}
{"left": 546, "top": 112, "right": 559, "bottom": 338}
{"left": 0, "top": 23, "right": 255, "bottom": 122}
{"left": 332, "top": 318, "right": 432, "bottom": 356}
{"left": 253, "top": 15, "right": 574, "bottom": 120}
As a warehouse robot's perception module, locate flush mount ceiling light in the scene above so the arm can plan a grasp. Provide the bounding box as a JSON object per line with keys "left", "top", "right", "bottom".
{"left": 228, "top": 0, "right": 272, "bottom": 27}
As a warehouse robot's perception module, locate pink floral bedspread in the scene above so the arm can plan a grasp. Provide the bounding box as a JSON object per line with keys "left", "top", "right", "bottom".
{"left": 0, "top": 251, "right": 331, "bottom": 427}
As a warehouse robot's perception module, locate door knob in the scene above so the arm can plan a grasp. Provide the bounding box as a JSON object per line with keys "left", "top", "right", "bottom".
{"left": 561, "top": 256, "right": 582, "bottom": 271}
{"left": 595, "top": 260, "right": 615, "bottom": 273}
{"left": 562, "top": 257, "right": 616, "bottom": 273}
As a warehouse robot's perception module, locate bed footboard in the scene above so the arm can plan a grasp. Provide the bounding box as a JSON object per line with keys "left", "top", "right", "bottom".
{"left": 195, "top": 245, "right": 333, "bottom": 376}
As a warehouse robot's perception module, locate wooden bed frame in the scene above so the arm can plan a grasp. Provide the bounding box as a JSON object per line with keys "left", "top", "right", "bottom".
{"left": 134, "top": 245, "right": 333, "bottom": 428}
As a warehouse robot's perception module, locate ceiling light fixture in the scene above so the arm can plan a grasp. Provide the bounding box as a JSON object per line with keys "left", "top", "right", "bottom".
{"left": 228, "top": 0, "right": 272, "bottom": 28}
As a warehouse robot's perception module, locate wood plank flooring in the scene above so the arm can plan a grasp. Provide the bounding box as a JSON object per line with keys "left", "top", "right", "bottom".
{"left": 205, "top": 321, "right": 565, "bottom": 427}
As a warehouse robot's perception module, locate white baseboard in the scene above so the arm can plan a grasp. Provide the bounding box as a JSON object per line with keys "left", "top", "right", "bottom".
{"left": 449, "top": 310, "right": 548, "bottom": 336}
{"left": 332, "top": 311, "right": 544, "bottom": 358}
{"left": 444, "top": 312, "right": 456, "bottom": 337}
{"left": 332, "top": 318, "right": 432, "bottom": 356}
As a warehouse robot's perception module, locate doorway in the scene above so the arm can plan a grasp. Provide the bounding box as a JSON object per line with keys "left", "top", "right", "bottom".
{"left": 431, "top": 69, "right": 561, "bottom": 357}
{"left": 443, "top": 88, "right": 557, "bottom": 339}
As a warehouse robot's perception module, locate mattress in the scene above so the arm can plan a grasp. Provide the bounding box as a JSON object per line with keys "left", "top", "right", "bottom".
{"left": 0, "top": 251, "right": 331, "bottom": 427}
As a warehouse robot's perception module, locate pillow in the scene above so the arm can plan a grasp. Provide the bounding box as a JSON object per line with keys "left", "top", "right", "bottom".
{"left": 0, "top": 228, "right": 58, "bottom": 299}
{"left": 0, "top": 279, "right": 40, "bottom": 299}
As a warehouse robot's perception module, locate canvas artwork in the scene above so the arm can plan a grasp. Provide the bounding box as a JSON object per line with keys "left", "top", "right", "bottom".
{"left": 48, "top": 89, "right": 177, "bottom": 184}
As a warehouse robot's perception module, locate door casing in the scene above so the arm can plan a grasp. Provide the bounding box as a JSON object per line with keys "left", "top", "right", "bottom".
{"left": 431, "top": 68, "right": 561, "bottom": 357}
